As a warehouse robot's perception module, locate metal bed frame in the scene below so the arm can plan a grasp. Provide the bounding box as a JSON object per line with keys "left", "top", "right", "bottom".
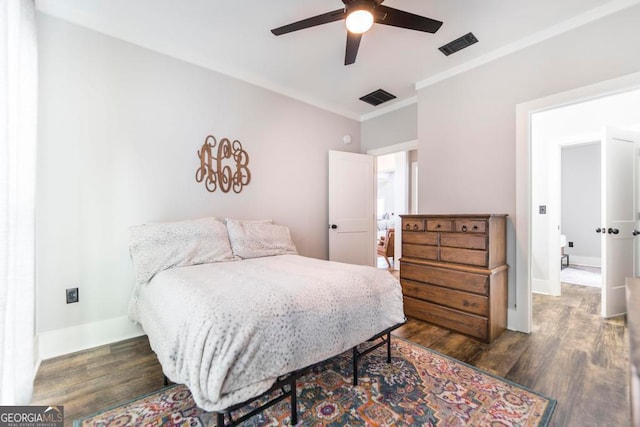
{"left": 162, "top": 322, "right": 404, "bottom": 426}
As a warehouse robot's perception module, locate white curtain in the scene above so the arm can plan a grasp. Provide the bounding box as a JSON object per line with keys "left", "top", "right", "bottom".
{"left": 0, "top": 0, "right": 37, "bottom": 405}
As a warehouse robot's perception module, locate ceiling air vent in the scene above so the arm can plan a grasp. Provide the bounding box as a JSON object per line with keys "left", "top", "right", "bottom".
{"left": 439, "top": 32, "right": 478, "bottom": 56}
{"left": 359, "top": 89, "right": 396, "bottom": 106}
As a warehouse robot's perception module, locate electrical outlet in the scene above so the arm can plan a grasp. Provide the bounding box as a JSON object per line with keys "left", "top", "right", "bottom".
{"left": 539, "top": 205, "right": 547, "bottom": 214}
{"left": 568, "top": 242, "right": 574, "bottom": 248}
{"left": 66, "top": 287, "right": 79, "bottom": 304}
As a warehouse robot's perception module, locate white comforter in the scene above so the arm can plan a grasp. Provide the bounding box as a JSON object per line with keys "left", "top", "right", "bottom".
{"left": 129, "top": 254, "right": 405, "bottom": 412}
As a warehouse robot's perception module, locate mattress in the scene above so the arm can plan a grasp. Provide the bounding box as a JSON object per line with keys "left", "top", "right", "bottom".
{"left": 129, "top": 254, "right": 405, "bottom": 411}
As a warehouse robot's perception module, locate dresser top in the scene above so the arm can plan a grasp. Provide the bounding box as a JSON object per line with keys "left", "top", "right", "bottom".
{"left": 400, "top": 214, "right": 508, "bottom": 218}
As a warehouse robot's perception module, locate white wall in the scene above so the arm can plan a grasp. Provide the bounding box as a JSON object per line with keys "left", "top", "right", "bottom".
{"left": 377, "top": 172, "right": 395, "bottom": 215}
{"left": 562, "top": 143, "right": 601, "bottom": 266}
{"left": 36, "top": 14, "right": 360, "bottom": 357}
{"left": 416, "top": 4, "right": 640, "bottom": 316}
{"left": 361, "top": 104, "right": 417, "bottom": 152}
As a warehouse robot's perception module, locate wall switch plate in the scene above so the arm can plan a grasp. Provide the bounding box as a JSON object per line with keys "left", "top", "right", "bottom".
{"left": 539, "top": 205, "right": 547, "bottom": 214}
{"left": 66, "top": 287, "right": 79, "bottom": 304}
{"left": 568, "top": 242, "right": 574, "bottom": 247}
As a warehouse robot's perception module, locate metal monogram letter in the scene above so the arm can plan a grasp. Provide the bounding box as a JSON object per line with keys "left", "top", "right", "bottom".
{"left": 196, "top": 135, "right": 251, "bottom": 193}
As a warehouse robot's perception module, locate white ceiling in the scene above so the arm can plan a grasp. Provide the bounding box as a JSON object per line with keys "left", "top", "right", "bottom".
{"left": 35, "top": 0, "right": 637, "bottom": 121}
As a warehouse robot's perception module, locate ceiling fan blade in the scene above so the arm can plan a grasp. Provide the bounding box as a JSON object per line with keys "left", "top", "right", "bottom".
{"left": 375, "top": 5, "right": 443, "bottom": 33}
{"left": 345, "top": 32, "right": 362, "bottom": 65}
{"left": 271, "top": 9, "right": 346, "bottom": 36}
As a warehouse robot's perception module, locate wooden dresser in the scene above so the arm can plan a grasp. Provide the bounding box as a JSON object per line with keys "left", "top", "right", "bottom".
{"left": 399, "top": 214, "right": 508, "bottom": 342}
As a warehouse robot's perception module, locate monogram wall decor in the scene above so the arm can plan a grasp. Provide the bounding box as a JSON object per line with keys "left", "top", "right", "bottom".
{"left": 195, "top": 135, "right": 251, "bottom": 193}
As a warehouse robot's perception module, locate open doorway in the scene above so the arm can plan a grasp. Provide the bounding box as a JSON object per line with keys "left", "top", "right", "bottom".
{"left": 559, "top": 142, "right": 602, "bottom": 288}
{"left": 369, "top": 142, "right": 418, "bottom": 270}
{"left": 375, "top": 153, "right": 397, "bottom": 269}
{"left": 530, "top": 89, "right": 640, "bottom": 325}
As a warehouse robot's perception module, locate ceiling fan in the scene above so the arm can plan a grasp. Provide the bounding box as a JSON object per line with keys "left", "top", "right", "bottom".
{"left": 271, "top": 0, "right": 443, "bottom": 65}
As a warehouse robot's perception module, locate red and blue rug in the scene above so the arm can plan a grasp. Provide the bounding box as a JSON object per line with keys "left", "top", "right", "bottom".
{"left": 75, "top": 337, "right": 555, "bottom": 426}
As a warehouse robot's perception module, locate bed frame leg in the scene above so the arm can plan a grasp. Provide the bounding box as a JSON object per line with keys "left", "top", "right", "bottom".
{"left": 163, "top": 374, "right": 169, "bottom": 386}
{"left": 387, "top": 331, "right": 391, "bottom": 363}
{"left": 290, "top": 379, "right": 298, "bottom": 425}
{"left": 352, "top": 346, "right": 359, "bottom": 386}
{"left": 216, "top": 412, "right": 225, "bottom": 427}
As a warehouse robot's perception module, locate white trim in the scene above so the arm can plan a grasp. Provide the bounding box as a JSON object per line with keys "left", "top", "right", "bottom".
{"left": 507, "top": 308, "right": 518, "bottom": 331}
{"left": 555, "top": 133, "right": 601, "bottom": 147}
{"left": 37, "top": 316, "right": 144, "bottom": 360}
{"left": 367, "top": 140, "right": 418, "bottom": 156}
{"left": 416, "top": 0, "right": 640, "bottom": 91}
{"left": 360, "top": 97, "right": 417, "bottom": 122}
{"left": 532, "top": 278, "right": 560, "bottom": 297}
{"left": 569, "top": 256, "right": 602, "bottom": 268}
{"left": 515, "top": 71, "right": 640, "bottom": 334}
{"left": 33, "top": 335, "right": 41, "bottom": 381}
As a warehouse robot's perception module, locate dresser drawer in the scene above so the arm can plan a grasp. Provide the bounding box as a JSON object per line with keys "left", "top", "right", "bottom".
{"left": 403, "top": 297, "right": 488, "bottom": 341}
{"left": 401, "top": 279, "right": 488, "bottom": 316}
{"left": 426, "top": 219, "right": 453, "bottom": 232}
{"left": 440, "top": 234, "right": 487, "bottom": 250}
{"left": 403, "top": 219, "right": 425, "bottom": 232}
{"left": 440, "top": 247, "right": 488, "bottom": 267}
{"left": 403, "top": 231, "right": 438, "bottom": 245}
{"left": 402, "top": 244, "right": 438, "bottom": 260}
{"left": 400, "top": 263, "right": 489, "bottom": 295}
{"left": 454, "top": 220, "right": 487, "bottom": 233}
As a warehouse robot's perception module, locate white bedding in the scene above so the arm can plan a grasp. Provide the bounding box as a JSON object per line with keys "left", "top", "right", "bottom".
{"left": 129, "top": 254, "right": 405, "bottom": 412}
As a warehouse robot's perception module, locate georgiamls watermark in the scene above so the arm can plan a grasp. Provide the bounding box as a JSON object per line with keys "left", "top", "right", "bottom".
{"left": 0, "top": 406, "right": 63, "bottom": 427}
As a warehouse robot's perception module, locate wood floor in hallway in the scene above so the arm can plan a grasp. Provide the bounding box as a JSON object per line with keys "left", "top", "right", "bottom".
{"left": 32, "top": 282, "right": 628, "bottom": 426}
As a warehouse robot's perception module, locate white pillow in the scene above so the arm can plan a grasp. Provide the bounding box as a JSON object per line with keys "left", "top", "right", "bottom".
{"left": 224, "top": 218, "right": 272, "bottom": 225}
{"left": 226, "top": 219, "right": 297, "bottom": 259}
{"left": 129, "top": 217, "right": 234, "bottom": 284}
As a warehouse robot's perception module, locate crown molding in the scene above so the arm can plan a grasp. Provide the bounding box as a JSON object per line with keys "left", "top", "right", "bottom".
{"left": 415, "top": 0, "right": 640, "bottom": 91}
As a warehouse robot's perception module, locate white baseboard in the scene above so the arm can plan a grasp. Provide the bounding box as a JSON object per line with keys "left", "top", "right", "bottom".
{"left": 507, "top": 307, "right": 519, "bottom": 332}
{"left": 567, "top": 255, "right": 601, "bottom": 267}
{"left": 33, "top": 336, "right": 41, "bottom": 381}
{"left": 37, "top": 316, "right": 144, "bottom": 360}
{"left": 532, "top": 278, "right": 561, "bottom": 296}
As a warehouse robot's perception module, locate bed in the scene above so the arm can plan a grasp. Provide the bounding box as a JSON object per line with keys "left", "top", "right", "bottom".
{"left": 128, "top": 217, "right": 405, "bottom": 424}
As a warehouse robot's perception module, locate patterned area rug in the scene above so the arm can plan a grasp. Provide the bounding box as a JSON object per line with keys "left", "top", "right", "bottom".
{"left": 75, "top": 337, "right": 555, "bottom": 426}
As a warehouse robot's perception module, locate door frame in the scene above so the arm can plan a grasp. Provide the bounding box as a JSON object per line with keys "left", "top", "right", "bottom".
{"left": 515, "top": 71, "right": 640, "bottom": 333}
{"left": 532, "top": 134, "right": 601, "bottom": 298}
{"left": 368, "top": 140, "right": 418, "bottom": 269}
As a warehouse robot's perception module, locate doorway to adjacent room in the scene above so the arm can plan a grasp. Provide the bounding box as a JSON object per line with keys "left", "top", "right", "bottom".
{"left": 368, "top": 141, "right": 418, "bottom": 270}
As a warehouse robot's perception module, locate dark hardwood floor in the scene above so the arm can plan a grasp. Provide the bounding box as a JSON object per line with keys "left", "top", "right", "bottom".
{"left": 32, "top": 282, "right": 629, "bottom": 426}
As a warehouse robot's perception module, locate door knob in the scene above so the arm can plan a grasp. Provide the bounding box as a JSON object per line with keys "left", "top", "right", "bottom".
{"left": 328, "top": 224, "right": 338, "bottom": 229}
{"left": 633, "top": 230, "right": 640, "bottom": 236}
{"left": 607, "top": 228, "right": 619, "bottom": 234}
{"left": 596, "top": 227, "right": 602, "bottom": 233}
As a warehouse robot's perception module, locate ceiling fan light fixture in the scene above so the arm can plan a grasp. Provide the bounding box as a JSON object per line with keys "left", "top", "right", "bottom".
{"left": 345, "top": 9, "right": 374, "bottom": 34}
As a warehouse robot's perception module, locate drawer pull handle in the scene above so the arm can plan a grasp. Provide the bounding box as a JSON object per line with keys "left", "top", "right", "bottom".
{"left": 413, "top": 224, "right": 419, "bottom": 230}
{"left": 472, "top": 225, "right": 478, "bottom": 230}
{"left": 405, "top": 224, "right": 410, "bottom": 230}
{"left": 461, "top": 225, "right": 468, "bottom": 232}
{"left": 436, "top": 224, "right": 441, "bottom": 229}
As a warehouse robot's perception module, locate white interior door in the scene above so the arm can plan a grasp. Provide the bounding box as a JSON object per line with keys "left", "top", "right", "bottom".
{"left": 601, "top": 126, "right": 639, "bottom": 317}
{"left": 328, "top": 150, "right": 375, "bottom": 265}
